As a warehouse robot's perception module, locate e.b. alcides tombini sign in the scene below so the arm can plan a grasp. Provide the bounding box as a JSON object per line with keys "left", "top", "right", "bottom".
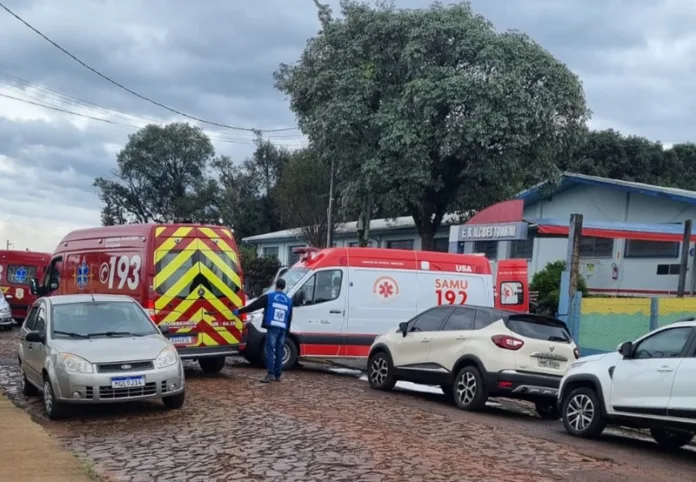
{"left": 458, "top": 222, "right": 528, "bottom": 241}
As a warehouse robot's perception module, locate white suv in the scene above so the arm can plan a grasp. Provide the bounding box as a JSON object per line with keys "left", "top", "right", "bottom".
{"left": 367, "top": 305, "right": 579, "bottom": 418}
{"left": 558, "top": 320, "right": 696, "bottom": 449}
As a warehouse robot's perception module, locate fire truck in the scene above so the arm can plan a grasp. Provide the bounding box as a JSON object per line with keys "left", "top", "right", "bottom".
{"left": 0, "top": 250, "right": 51, "bottom": 323}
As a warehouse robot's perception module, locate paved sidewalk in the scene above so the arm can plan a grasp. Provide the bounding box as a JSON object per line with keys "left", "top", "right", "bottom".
{"left": 0, "top": 394, "right": 91, "bottom": 481}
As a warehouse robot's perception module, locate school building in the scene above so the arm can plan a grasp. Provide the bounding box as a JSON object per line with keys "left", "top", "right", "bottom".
{"left": 242, "top": 172, "right": 696, "bottom": 296}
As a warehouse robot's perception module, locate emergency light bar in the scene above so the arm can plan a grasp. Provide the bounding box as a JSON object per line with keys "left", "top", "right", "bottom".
{"left": 292, "top": 247, "right": 321, "bottom": 263}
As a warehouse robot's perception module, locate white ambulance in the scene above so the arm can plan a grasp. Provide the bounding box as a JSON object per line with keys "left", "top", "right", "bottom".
{"left": 239, "top": 247, "right": 529, "bottom": 369}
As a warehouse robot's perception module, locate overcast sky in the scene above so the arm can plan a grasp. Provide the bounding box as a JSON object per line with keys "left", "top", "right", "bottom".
{"left": 1, "top": 0, "right": 694, "bottom": 252}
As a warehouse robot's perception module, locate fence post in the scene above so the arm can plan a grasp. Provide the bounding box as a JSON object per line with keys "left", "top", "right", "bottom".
{"left": 569, "top": 291, "right": 583, "bottom": 342}
{"left": 649, "top": 297, "right": 659, "bottom": 331}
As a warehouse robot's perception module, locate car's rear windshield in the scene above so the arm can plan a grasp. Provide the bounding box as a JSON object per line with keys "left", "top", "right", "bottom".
{"left": 505, "top": 316, "right": 571, "bottom": 342}
{"left": 52, "top": 301, "right": 158, "bottom": 338}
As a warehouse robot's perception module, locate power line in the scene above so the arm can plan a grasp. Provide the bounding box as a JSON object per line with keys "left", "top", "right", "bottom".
{"left": 0, "top": 1, "right": 300, "bottom": 133}
{"left": 0, "top": 92, "right": 307, "bottom": 147}
{"left": 0, "top": 72, "right": 305, "bottom": 142}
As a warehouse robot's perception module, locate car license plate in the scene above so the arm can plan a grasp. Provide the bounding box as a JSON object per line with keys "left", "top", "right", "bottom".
{"left": 170, "top": 336, "right": 194, "bottom": 346}
{"left": 538, "top": 358, "right": 560, "bottom": 369}
{"left": 110, "top": 376, "right": 145, "bottom": 389}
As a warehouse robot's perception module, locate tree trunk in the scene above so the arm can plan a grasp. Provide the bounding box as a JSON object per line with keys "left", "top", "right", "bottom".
{"left": 420, "top": 226, "right": 435, "bottom": 251}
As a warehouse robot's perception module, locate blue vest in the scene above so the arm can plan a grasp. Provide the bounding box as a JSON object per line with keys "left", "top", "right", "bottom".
{"left": 263, "top": 291, "right": 292, "bottom": 330}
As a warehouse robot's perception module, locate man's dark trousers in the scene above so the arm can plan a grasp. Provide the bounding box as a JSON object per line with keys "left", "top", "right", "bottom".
{"left": 265, "top": 326, "right": 286, "bottom": 379}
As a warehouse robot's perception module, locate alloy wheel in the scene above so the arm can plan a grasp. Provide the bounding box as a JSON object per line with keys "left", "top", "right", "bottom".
{"left": 456, "top": 371, "right": 477, "bottom": 405}
{"left": 566, "top": 393, "right": 594, "bottom": 432}
{"left": 282, "top": 344, "right": 290, "bottom": 365}
{"left": 370, "top": 357, "right": 388, "bottom": 386}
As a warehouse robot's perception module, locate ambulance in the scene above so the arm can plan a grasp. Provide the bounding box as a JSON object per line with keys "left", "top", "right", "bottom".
{"left": 29, "top": 224, "right": 246, "bottom": 373}
{"left": 240, "top": 247, "right": 529, "bottom": 369}
{"left": 0, "top": 250, "right": 51, "bottom": 323}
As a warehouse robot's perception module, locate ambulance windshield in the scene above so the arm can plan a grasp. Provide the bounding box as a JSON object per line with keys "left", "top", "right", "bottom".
{"left": 265, "top": 267, "right": 309, "bottom": 294}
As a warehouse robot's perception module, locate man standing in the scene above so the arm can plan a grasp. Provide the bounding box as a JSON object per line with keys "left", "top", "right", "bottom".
{"left": 233, "top": 278, "right": 293, "bottom": 383}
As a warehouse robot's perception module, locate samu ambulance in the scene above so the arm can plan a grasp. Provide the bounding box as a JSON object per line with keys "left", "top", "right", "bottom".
{"left": 29, "top": 224, "right": 246, "bottom": 373}
{"left": 240, "top": 247, "right": 529, "bottom": 369}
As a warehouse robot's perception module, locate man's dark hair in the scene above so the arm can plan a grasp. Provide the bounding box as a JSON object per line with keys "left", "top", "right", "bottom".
{"left": 275, "top": 278, "right": 286, "bottom": 290}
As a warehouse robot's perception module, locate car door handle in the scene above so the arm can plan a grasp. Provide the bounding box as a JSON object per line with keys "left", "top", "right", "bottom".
{"left": 329, "top": 310, "right": 342, "bottom": 314}
{"left": 455, "top": 336, "right": 468, "bottom": 340}
{"left": 421, "top": 338, "right": 430, "bottom": 343}
{"left": 657, "top": 368, "right": 674, "bottom": 372}
{"left": 27, "top": 344, "right": 33, "bottom": 350}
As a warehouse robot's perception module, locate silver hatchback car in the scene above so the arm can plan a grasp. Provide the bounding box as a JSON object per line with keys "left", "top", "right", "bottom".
{"left": 18, "top": 294, "right": 185, "bottom": 419}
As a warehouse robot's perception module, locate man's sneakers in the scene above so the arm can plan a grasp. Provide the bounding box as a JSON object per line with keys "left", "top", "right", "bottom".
{"left": 260, "top": 374, "right": 282, "bottom": 383}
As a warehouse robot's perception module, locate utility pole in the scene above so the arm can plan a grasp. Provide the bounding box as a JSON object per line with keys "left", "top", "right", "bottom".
{"left": 326, "top": 157, "right": 335, "bottom": 248}
{"left": 677, "top": 219, "right": 692, "bottom": 298}
{"left": 5, "top": 240, "right": 13, "bottom": 250}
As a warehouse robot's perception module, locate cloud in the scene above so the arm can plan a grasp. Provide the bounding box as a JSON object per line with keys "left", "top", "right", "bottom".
{"left": 1, "top": 0, "right": 695, "bottom": 251}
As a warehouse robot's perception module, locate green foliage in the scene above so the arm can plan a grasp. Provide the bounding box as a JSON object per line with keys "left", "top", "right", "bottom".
{"left": 93, "top": 123, "right": 218, "bottom": 224}
{"left": 275, "top": 0, "right": 589, "bottom": 249}
{"left": 275, "top": 147, "right": 334, "bottom": 247}
{"left": 530, "top": 260, "right": 588, "bottom": 316}
{"left": 241, "top": 248, "right": 282, "bottom": 298}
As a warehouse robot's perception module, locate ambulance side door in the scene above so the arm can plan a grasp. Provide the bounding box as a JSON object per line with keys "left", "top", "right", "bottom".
{"left": 293, "top": 268, "right": 347, "bottom": 357}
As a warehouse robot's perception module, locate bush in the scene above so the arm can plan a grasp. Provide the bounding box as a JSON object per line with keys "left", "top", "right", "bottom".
{"left": 238, "top": 245, "right": 282, "bottom": 298}
{"left": 530, "top": 260, "right": 588, "bottom": 316}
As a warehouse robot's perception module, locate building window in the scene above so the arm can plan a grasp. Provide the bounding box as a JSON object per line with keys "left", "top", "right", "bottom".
{"left": 288, "top": 245, "right": 304, "bottom": 265}
{"left": 625, "top": 240, "right": 679, "bottom": 259}
{"left": 474, "top": 241, "right": 497, "bottom": 260}
{"left": 579, "top": 237, "right": 613, "bottom": 258}
{"left": 431, "top": 238, "right": 449, "bottom": 253}
{"left": 262, "top": 246, "right": 279, "bottom": 258}
{"left": 386, "top": 239, "right": 414, "bottom": 250}
{"left": 510, "top": 237, "right": 534, "bottom": 259}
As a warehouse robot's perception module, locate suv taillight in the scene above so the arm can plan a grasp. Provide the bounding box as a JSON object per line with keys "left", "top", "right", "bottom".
{"left": 573, "top": 348, "right": 580, "bottom": 359}
{"left": 491, "top": 334, "right": 524, "bottom": 350}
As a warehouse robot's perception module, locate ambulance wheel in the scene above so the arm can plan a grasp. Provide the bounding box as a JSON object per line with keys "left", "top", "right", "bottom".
{"left": 261, "top": 337, "right": 298, "bottom": 371}
{"left": 198, "top": 356, "right": 226, "bottom": 373}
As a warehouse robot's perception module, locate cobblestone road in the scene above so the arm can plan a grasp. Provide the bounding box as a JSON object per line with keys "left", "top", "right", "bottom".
{"left": 1, "top": 328, "right": 695, "bottom": 481}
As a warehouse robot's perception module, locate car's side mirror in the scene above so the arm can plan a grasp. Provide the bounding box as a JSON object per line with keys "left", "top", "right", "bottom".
{"left": 159, "top": 325, "right": 170, "bottom": 335}
{"left": 29, "top": 278, "right": 39, "bottom": 296}
{"left": 618, "top": 341, "right": 633, "bottom": 358}
{"left": 292, "top": 291, "right": 306, "bottom": 306}
{"left": 399, "top": 322, "right": 409, "bottom": 337}
{"left": 25, "top": 331, "right": 44, "bottom": 343}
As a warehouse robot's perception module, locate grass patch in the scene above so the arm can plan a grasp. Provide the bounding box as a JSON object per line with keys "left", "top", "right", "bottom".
{"left": 79, "top": 459, "right": 100, "bottom": 480}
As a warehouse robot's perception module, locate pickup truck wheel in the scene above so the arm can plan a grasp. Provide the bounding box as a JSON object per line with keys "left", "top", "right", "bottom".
{"left": 367, "top": 352, "right": 396, "bottom": 391}
{"left": 163, "top": 391, "right": 186, "bottom": 410}
{"left": 535, "top": 401, "right": 561, "bottom": 420}
{"left": 562, "top": 387, "right": 606, "bottom": 438}
{"left": 198, "top": 356, "right": 226, "bottom": 373}
{"left": 453, "top": 366, "right": 487, "bottom": 411}
{"left": 650, "top": 428, "right": 694, "bottom": 449}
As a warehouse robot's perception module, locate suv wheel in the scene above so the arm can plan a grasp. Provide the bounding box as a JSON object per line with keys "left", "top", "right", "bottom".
{"left": 367, "top": 352, "right": 396, "bottom": 391}
{"left": 452, "top": 366, "right": 487, "bottom": 411}
{"left": 535, "top": 401, "right": 560, "bottom": 420}
{"left": 650, "top": 428, "right": 694, "bottom": 450}
{"left": 561, "top": 387, "right": 606, "bottom": 438}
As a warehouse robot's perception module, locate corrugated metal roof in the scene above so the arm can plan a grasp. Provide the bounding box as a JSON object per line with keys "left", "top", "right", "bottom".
{"left": 515, "top": 172, "right": 696, "bottom": 205}
{"left": 242, "top": 214, "right": 462, "bottom": 243}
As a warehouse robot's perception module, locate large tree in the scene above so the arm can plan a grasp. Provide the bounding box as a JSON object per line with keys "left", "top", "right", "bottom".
{"left": 275, "top": 0, "right": 589, "bottom": 249}
{"left": 275, "top": 147, "right": 337, "bottom": 247}
{"left": 94, "top": 123, "right": 218, "bottom": 224}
